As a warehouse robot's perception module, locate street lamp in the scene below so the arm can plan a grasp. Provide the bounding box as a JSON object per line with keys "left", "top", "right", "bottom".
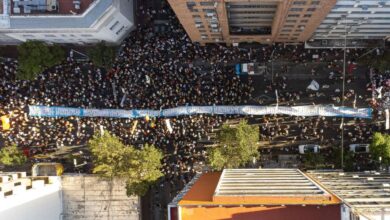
{"left": 340, "top": 14, "right": 348, "bottom": 169}
{"left": 270, "top": 49, "right": 275, "bottom": 83}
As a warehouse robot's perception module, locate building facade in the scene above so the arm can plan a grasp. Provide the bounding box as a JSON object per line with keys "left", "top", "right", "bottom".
{"left": 167, "top": 0, "right": 337, "bottom": 45}
{"left": 167, "top": 0, "right": 390, "bottom": 45}
{"left": 0, "top": 0, "right": 135, "bottom": 45}
{"left": 312, "top": 0, "right": 390, "bottom": 40}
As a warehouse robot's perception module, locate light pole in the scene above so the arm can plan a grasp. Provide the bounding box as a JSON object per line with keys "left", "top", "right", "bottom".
{"left": 270, "top": 48, "right": 275, "bottom": 83}
{"left": 341, "top": 15, "right": 348, "bottom": 169}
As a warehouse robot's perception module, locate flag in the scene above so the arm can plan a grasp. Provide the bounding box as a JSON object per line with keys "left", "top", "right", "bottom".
{"left": 1, "top": 116, "right": 10, "bottom": 130}
{"left": 131, "top": 120, "right": 138, "bottom": 134}
{"left": 386, "top": 109, "right": 389, "bottom": 130}
{"left": 307, "top": 80, "right": 320, "bottom": 91}
{"left": 165, "top": 119, "right": 173, "bottom": 134}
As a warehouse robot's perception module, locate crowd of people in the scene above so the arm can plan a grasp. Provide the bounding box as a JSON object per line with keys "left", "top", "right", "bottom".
{"left": 0, "top": 0, "right": 389, "bottom": 215}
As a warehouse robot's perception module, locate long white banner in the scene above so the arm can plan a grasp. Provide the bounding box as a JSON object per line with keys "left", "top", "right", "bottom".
{"left": 28, "top": 105, "right": 372, "bottom": 119}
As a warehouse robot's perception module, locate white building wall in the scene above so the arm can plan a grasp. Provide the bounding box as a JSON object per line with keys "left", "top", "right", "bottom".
{"left": 0, "top": 177, "right": 62, "bottom": 220}
{"left": 0, "top": 0, "right": 134, "bottom": 45}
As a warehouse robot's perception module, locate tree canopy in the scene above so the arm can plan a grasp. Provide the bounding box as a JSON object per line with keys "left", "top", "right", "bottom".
{"left": 303, "top": 152, "right": 325, "bottom": 170}
{"left": 370, "top": 132, "right": 390, "bottom": 166}
{"left": 88, "top": 131, "right": 163, "bottom": 196}
{"left": 207, "top": 120, "right": 259, "bottom": 170}
{"left": 87, "top": 41, "right": 116, "bottom": 70}
{"left": 17, "top": 41, "right": 65, "bottom": 80}
{"left": 0, "top": 144, "right": 27, "bottom": 166}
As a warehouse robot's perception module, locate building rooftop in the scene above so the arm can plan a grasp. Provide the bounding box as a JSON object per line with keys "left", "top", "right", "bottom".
{"left": 307, "top": 171, "right": 390, "bottom": 220}
{"left": 10, "top": 0, "right": 94, "bottom": 15}
{"left": 175, "top": 169, "right": 340, "bottom": 206}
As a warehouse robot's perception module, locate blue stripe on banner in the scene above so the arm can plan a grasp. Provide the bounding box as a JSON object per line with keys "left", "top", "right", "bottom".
{"left": 28, "top": 105, "right": 373, "bottom": 119}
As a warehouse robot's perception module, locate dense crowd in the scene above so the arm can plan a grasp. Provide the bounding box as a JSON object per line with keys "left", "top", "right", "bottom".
{"left": 0, "top": 1, "right": 389, "bottom": 214}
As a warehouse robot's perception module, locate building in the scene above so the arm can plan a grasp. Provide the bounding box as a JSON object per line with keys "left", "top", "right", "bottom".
{"left": 312, "top": 0, "right": 390, "bottom": 41}
{"left": 168, "top": 169, "right": 341, "bottom": 220}
{"left": 0, "top": 172, "right": 140, "bottom": 220}
{"left": 307, "top": 170, "right": 390, "bottom": 220}
{"left": 0, "top": 0, "right": 135, "bottom": 45}
{"left": 167, "top": 0, "right": 390, "bottom": 45}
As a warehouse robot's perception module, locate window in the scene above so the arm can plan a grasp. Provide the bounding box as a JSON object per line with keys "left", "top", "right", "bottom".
{"left": 304, "top": 14, "right": 312, "bottom": 17}
{"left": 286, "top": 19, "right": 297, "bottom": 23}
{"left": 293, "top": 33, "right": 300, "bottom": 36}
{"left": 81, "top": 34, "right": 93, "bottom": 37}
{"left": 109, "top": 21, "right": 120, "bottom": 31}
{"left": 228, "top": 4, "right": 277, "bottom": 9}
{"left": 284, "top": 25, "right": 295, "bottom": 28}
{"left": 187, "top": 2, "right": 196, "bottom": 7}
{"left": 203, "top": 9, "right": 216, "bottom": 13}
{"left": 45, "top": 34, "right": 56, "bottom": 37}
{"left": 293, "top": 1, "right": 306, "bottom": 5}
{"left": 311, "top": 1, "right": 320, "bottom": 5}
{"left": 200, "top": 2, "right": 214, "bottom": 6}
{"left": 307, "top": 7, "right": 316, "bottom": 11}
{"left": 301, "top": 19, "right": 308, "bottom": 23}
{"left": 290, "top": 8, "right": 303, "bottom": 12}
{"left": 282, "top": 29, "right": 291, "bottom": 32}
{"left": 116, "top": 26, "right": 125, "bottom": 35}
{"left": 288, "top": 14, "right": 300, "bottom": 17}
{"left": 192, "top": 15, "right": 201, "bottom": 18}
{"left": 187, "top": 2, "right": 198, "bottom": 12}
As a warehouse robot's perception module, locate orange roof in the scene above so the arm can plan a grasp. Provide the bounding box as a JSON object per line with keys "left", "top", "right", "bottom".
{"left": 180, "top": 172, "right": 221, "bottom": 205}
{"left": 178, "top": 170, "right": 341, "bottom": 206}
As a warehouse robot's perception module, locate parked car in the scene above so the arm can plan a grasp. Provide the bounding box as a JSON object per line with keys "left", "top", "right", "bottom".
{"left": 349, "top": 144, "right": 369, "bottom": 153}
{"left": 298, "top": 144, "right": 320, "bottom": 154}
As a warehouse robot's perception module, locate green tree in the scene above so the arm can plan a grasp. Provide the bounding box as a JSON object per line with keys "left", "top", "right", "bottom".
{"left": 207, "top": 120, "right": 259, "bottom": 170}
{"left": 88, "top": 131, "right": 163, "bottom": 196}
{"left": 303, "top": 152, "right": 325, "bottom": 170}
{"left": 0, "top": 144, "right": 27, "bottom": 166}
{"left": 87, "top": 41, "right": 116, "bottom": 70}
{"left": 329, "top": 147, "right": 355, "bottom": 171}
{"left": 17, "top": 40, "right": 65, "bottom": 80}
{"left": 371, "top": 132, "right": 390, "bottom": 166}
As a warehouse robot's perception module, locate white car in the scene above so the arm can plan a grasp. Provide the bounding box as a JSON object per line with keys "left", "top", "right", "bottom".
{"left": 349, "top": 144, "right": 369, "bottom": 153}
{"left": 298, "top": 144, "right": 320, "bottom": 154}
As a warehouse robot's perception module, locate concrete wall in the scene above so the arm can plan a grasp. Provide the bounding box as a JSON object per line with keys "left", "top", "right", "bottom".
{"left": 61, "top": 175, "right": 140, "bottom": 220}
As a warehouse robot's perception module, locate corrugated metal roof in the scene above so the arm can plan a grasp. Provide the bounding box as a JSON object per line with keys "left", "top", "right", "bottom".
{"left": 307, "top": 170, "right": 390, "bottom": 218}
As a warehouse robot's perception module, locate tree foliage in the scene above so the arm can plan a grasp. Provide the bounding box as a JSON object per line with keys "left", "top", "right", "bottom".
{"left": 329, "top": 147, "right": 355, "bottom": 171}
{"left": 87, "top": 41, "right": 116, "bottom": 70}
{"left": 371, "top": 132, "right": 390, "bottom": 165}
{"left": 303, "top": 152, "right": 325, "bottom": 170}
{"left": 17, "top": 41, "right": 65, "bottom": 80}
{"left": 207, "top": 120, "right": 259, "bottom": 170}
{"left": 0, "top": 144, "right": 27, "bottom": 166}
{"left": 359, "top": 50, "right": 390, "bottom": 73}
{"left": 88, "top": 131, "right": 163, "bottom": 196}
